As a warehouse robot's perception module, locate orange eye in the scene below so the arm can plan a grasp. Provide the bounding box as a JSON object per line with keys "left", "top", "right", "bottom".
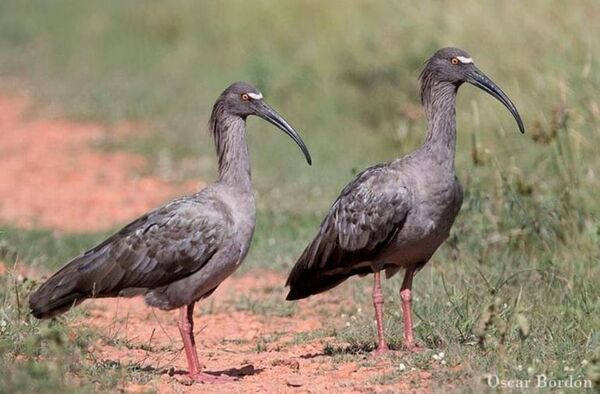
{"left": 451, "top": 57, "right": 459, "bottom": 65}
{"left": 241, "top": 93, "right": 249, "bottom": 101}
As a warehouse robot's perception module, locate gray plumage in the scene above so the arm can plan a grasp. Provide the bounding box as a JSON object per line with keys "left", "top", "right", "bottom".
{"left": 287, "top": 48, "right": 524, "bottom": 303}
{"left": 30, "top": 81, "right": 312, "bottom": 319}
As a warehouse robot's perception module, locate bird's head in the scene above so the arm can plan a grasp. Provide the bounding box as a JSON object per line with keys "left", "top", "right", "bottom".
{"left": 420, "top": 47, "right": 524, "bottom": 133}
{"left": 212, "top": 82, "right": 312, "bottom": 164}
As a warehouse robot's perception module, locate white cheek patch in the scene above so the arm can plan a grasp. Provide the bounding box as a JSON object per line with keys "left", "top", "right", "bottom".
{"left": 457, "top": 56, "right": 474, "bottom": 64}
{"left": 248, "top": 92, "right": 263, "bottom": 100}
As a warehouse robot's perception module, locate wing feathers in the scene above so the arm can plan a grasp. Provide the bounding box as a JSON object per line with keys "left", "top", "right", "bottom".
{"left": 286, "top": 165, "right": 411, "bottom": 299}
{"left": 30, "top": 195, "right": 231, "bottom": 318}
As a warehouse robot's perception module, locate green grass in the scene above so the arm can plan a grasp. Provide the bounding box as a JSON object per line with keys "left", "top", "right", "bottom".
{"left": 1, "top": 0, "right": 599, "bottom": 391}
{"left": 0, "top": 272, "right": 156, "bottom": 393}
{"left": 0, "top": 227, "right": 110, "bottom": 272}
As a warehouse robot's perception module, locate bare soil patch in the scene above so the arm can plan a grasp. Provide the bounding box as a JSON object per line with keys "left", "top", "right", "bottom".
{"left": 0, "top": 94, "right": 199, "bottom": 231}
{"left": 78, "top": 272, "right": 431, "bottom": 393}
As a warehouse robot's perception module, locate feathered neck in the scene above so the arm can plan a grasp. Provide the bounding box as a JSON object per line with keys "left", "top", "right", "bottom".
{"left": 209, "top": 100, "right": 252, "bottom": 190}
{"left": 418, "top": 69, "right": 459, "bottom": 171}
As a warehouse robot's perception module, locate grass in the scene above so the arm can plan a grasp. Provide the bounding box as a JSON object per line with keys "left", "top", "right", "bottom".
{"left": 0, "top": 227, "right": 110, "bottom": 272}
{"left": 0, "top": 272, "right": 146, "bottom": 393}
{"left": 0, "top": 0, "right": 599, "bottom": 391}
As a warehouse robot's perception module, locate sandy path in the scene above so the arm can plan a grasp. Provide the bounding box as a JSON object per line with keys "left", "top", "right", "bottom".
{"left": 0, "top": 94, "right": 199, "bottom": 231}
{"left": 79, "top": 271, "right": 431, "bottom": 393}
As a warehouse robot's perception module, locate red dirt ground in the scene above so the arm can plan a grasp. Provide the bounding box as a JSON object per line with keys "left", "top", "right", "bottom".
{"left": 0, "top": 94, "right": 199, "bottom": 231}
{"left": 78, "top": 272, "right": 432, "bottom": 393}
{"left": 0, "top": 94, "right": 431, "bottom": 392}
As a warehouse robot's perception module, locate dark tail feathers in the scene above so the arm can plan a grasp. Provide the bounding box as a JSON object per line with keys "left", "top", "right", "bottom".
{"left": 286, "top": 264, "right": 375, "bottom": 301}
{"left": 286, "top": 271, "right": 350, "bottom": 301}
{"left": 29, "top": 258, "right": 89, "bottom": 319}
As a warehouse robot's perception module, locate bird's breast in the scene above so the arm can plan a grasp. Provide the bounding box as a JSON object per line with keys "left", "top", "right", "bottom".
{"left": 416, "top": 176, "right": 462, "bottom": 234}
{"left": 381, "top": 176, "right": 462, "bottom": 267}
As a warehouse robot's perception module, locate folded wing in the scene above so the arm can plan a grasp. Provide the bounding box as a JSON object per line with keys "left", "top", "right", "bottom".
{"left": 286, "top": 164, "right": 411, "bottom": 300}
{"left": 30, "top": 195, "right": 232, "bottom": 318}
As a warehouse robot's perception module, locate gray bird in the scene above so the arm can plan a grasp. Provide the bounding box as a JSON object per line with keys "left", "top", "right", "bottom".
{"left": 286, "top": 48, "right": 524, "bottom": 355}
{"left": 29, "top": 82, "right": 312, "bottom": 382}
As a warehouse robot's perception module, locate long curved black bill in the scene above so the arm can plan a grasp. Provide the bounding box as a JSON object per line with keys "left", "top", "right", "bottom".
{"left": 257, "top": 102, "right": 312, "bottom": 165}
{"left": 466, "top": 66, "right": 525, "bottom": 133}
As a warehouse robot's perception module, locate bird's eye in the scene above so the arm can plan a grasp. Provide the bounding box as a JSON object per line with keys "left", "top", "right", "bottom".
{"left": 241, "top": 93, "right": 249, "bottom": 101}
{"left": 451, "top": 57, "right": 459, "bottom": 65}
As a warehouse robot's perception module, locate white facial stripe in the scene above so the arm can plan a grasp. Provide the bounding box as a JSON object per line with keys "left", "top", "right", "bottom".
{"left": 248, "top": 92, "right": 263, "bottom": 100}
{"left": 457, "top": 56, "right": 473, "bottom": 64}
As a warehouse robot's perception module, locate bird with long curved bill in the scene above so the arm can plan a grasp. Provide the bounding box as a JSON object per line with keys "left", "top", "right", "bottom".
{"left": 29, "top": 82, "right": 311, "bottom": 383}
{"left": 286, "top": 48, "right": 524, "bottom": 355}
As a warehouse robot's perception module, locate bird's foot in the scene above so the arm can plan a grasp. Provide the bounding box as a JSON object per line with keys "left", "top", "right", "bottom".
{"left": 370, "top": 343, "right": 390, "bottom": 358}
{"left": 189, "top": 372, "right": 237, "bottom": 384}
{"left": 404, "top": 342, "right": 425, "bottom": 353}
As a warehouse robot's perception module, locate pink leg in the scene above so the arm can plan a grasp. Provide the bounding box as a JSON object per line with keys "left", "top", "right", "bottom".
{"left": 178, "top": 303, "right": 203, "bottom": 376}
{"left": 177, "top": 303, "right": 235, "bottom": 383}
{"left": 372, "top": 271, "right": 389, "bottom": 355}
{"left": 400, "top": 269, "right": 421, "bottom": 352}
